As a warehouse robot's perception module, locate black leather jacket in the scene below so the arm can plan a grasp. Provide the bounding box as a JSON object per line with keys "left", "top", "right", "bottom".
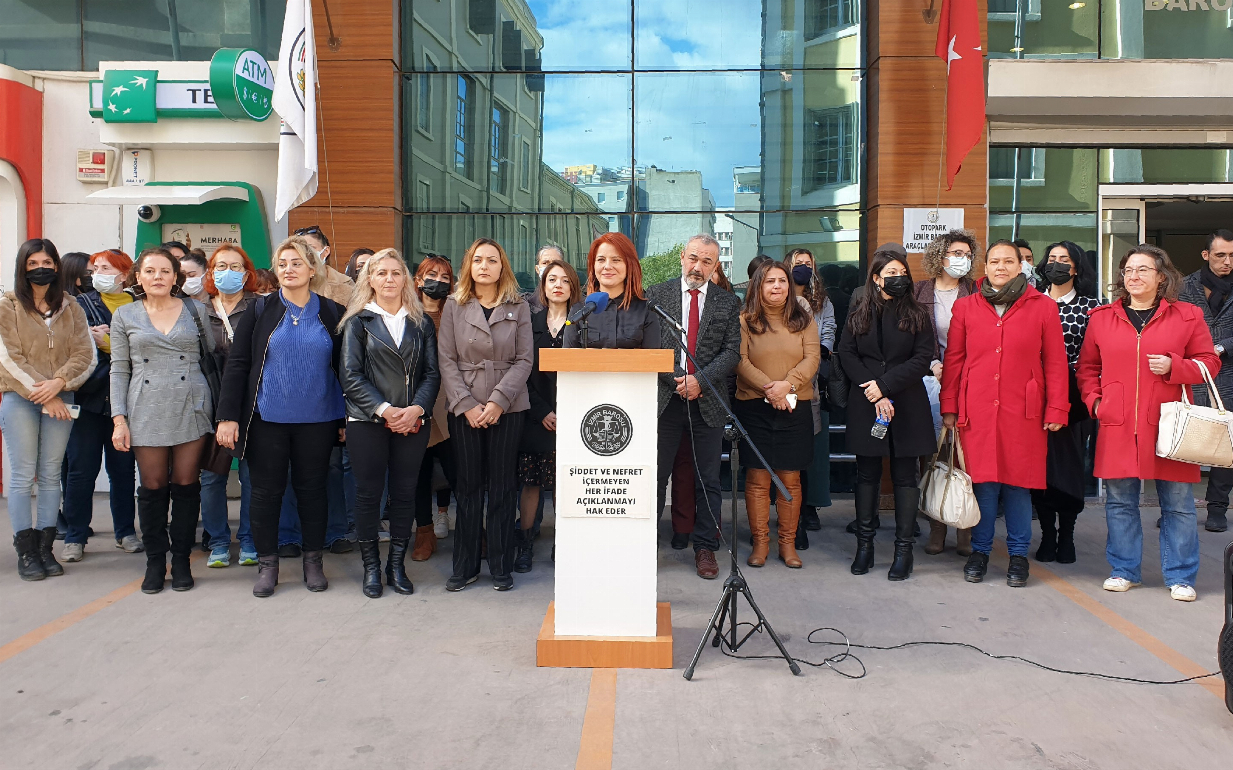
{"left": 340, "top": 309, "right": 440, "bottom": 423}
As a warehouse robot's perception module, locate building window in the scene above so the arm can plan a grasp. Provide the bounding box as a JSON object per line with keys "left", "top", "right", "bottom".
{"left": 804, "top": 105, "right": 856, "bottom": 191}
{"left": 455, "top": 75, "right": 475, "bottom": 179}
{"left": 805, "top": 0, "right": 856, "bottom": 40}
{"left": 616, "top": 190, "right": 625, "bottom": 201}
{"left": 989, "top": 147, "right": 1046, "bottom": 186}
{"left": 519, "top": 139, "right": 532, "bottom": 191}
{"left": 417, "top": 56, "right": 438, "bottom": 134}
{"left": 417, "top": 180, "right": 435, "bottom": 249}
{"left": 988, "top": 0, "right": 1042, "bottom": 22}
{"left": 597, "top": 192, "right": 606, "bottom": 203}
{"left": 490, "top": 103, "right": 510, "bottom": 195}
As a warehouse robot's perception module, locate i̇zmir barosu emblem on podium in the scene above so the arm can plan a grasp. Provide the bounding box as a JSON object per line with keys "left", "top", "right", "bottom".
{"left": 580, "top": 404, "right": 633, "bottom": 457}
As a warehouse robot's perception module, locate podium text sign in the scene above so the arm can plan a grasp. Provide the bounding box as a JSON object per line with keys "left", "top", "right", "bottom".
{"left": 536, "top": 347, "right": 674, "bottom": 668}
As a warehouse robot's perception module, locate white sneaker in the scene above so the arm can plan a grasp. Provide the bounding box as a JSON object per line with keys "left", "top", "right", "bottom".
{"left": 1103, "top": 576, "right": 1139, "bottom": 592}
{"left": 433, "top": 510, "right": 449, "bottom": 539}
{"left": 1169, "top": 584, "right": 1197, "bottom": 602}
{"left": 115, "top": 535, "right": 144, "bottom": 553}
{"left": 61, "top": 543, "right": 84, "bottom": 562}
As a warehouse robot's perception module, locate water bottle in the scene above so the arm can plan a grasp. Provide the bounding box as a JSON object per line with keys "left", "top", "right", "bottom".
{"left": 871, "top": 400, "right": 893, "bottom": 439}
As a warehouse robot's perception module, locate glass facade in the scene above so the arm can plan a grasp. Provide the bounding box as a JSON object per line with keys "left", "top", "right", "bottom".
{"left": 989, "top": 0, "right": 1233, "bottom": 59}
{"left": 0, "top": 1, "right": 286, "bottom": 71}
{"left": 403, "top": 0, "right": 865, "bottom": 289}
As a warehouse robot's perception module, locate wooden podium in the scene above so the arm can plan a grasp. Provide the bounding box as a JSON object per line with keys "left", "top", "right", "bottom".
{"left": 535, "top": 347, "right": 675, "bottom": 669}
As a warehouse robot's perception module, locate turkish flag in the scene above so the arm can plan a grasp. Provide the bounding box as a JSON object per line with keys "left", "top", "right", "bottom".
{"left": 935, "top": 0, "right": 985, "bottom": 190}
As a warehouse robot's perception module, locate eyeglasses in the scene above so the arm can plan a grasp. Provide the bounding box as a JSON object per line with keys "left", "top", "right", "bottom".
{"left": 293, "top": 226, "right": 323, "bottom": 237}
{"left": 1208, "top": 252, "right": 1233, "bottom": 262}
{"left": 1121, "top": 266, "right": 1158, "bottom": 277}
{"left": 213, "top": 264, "right": 246, "bottom": 272}
{"left": 945, "top": 250, "right": 972, "bottom": 259}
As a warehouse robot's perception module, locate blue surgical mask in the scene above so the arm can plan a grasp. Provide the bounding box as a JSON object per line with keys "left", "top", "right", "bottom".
{"left": 213, "top": 269, "right": 245, "bottom": 295}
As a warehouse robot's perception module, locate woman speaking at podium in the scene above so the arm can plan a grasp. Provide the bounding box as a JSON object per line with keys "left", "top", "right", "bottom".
{"left": 563, "top": 233, "right": 660, "bottom": 349}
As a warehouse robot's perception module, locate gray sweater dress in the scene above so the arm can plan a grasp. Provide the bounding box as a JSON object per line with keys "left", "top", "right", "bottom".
{"left": 110, "top": 299, "right": 214, "bottom": 447}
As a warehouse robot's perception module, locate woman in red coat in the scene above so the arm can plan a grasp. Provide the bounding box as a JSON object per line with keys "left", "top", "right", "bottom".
{"left": 940, "top": 241, "right": 1069, "bottom": 588}
{"left": 1076, "top": 245, "right": 1218, "bottom": 603}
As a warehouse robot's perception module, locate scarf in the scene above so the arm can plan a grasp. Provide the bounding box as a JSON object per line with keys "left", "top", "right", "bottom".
{"left": 980, "top": 273, "right": 1028, "bottom": 308}
{"left": 1200, "top": 264, "right": 1232, "bottom": 315}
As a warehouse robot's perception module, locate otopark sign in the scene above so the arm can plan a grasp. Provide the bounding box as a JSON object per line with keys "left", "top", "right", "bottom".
{"left": 88, "top": 49, "right": 273, "bottom": 123}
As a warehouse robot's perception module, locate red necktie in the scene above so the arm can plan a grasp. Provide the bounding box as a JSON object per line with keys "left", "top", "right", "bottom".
{"left": 686, "top": 289, "right": 700, "bottom": 374}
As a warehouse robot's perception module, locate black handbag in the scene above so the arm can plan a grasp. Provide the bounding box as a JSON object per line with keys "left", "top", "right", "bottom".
{"left": 827, "top": 350, "right": 849, "bottom": 411}
{"left": 183, "top": 299, "right": 232, "bottom": 474}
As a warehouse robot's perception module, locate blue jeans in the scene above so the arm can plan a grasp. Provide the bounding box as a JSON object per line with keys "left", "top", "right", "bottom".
{"left": 200, "top": 460, "right": 253, "bottom": 550}
{"left": 1104, "top": 478, "right": 1199, "bottom": 587}
{"left": 972, "top": 482, "right": 1033, "bottom": 557}
{"left": 277, "top": 447, "right": 352, "bottom": 547}
{"left": 62, "top": 408, "right": 136, "bottom": 543}
{"left": 2, "top": 392, "right": 75, "bottom": 532}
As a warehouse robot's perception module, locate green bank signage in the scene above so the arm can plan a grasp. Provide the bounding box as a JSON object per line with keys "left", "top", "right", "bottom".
{"left": 89, "top": 49, "right": 273, "bottom": 123}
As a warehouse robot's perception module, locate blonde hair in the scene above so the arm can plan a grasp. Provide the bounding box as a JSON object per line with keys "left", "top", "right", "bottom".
{"left": 339, "top": 249, "right": 425, "bottom": 329}
{"left": 273, "top": 235, "right": 327, "bottom": 292}
{"left": 453, "top": 238, "right": 523, "bottom": 306}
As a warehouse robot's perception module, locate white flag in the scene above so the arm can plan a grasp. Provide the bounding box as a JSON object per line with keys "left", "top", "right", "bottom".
{"left": 273, "top": 0, "right": 317, "bottom": 221}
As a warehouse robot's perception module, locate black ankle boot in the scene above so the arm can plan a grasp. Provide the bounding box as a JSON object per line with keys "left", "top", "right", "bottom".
{"left": 795, "top": 522, "right": 810, "bottom": 551}
{"left": 514, "top": 528, "right": 534, "bottom": 573}
{"left": 1007, "top": 555, "right": 1030, "bottom": 587}
{"left": 38, "top": 527, "right": 64, "bottom": 576}
{"left": 802, "top": 505, "right": 821, "bottom": 531}
{"left": 1035, "top": 508, "right": 1058, "bottom": 562}
{"left": 850, "top": 483, "right": 878, "bottom": 575}
{"left": 888, "top": 542, "right": 914, "bottom": 581}
{"left": 964, "top": 552, "right": 989, "bottom": 583}
{"left": 1056, "top": 511, "right": 1078, "bottom": 564}
{"left": 142, "top": 554, "right": 166, "bottom": 594}
{"left": 13, "top": 529, "right": 45, "bottom": 581}
{"left": 359, "top": 540, "right": 383, "bottom": 597}
{"left": 384, "top": 538, "right": 414, "bottom": 595}
{"left": 170, "top": 555, "right": 194, "bottom": 591}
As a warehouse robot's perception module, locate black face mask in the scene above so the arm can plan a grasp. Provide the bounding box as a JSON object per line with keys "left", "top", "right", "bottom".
{"left": 880, "top": 275, "right": 912, "bottom": 298}
{"left": 78, "top": 275, "right": 94, "bottom": 294}
{"left": 1041, "top": 261, "right": 1074, "bottom": 286}
{"left": 421, "top": 279, "right": 450, "bottom": 300}
{"left": 27, "top": 267, "right": 57, "bottom": 286}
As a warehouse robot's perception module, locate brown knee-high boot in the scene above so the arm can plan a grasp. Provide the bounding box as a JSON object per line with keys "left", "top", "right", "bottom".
{"left": 777, "top": 471, "right": 803, "bottom": 568}
{"left": 744, "top": 469, "right": 772, "bottom": 567}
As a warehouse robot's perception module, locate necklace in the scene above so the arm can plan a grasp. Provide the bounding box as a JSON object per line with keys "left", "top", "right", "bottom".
{"left": 1127, "top": 304, "right": 1155, "bottom": 326}
{"left": 284, "top": 294, "right": 308, "bottom": 326}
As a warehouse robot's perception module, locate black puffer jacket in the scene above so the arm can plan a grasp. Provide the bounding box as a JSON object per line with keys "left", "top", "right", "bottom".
{"left": 340, "top": 308, "right": 439, "bottom": 423}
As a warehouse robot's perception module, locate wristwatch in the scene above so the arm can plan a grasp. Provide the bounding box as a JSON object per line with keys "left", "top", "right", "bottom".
{"left": 1217, "top": 344, "right": 1226, "bottom": 356}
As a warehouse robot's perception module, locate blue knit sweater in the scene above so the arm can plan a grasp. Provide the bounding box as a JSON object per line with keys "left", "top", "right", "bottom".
{"left": 256, "top": 291, "right": 345, "bottom": 423}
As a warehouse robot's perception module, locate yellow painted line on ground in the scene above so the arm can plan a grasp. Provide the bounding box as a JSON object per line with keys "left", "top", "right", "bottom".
{"left": 0, "top": 551, "right": 204, "bottom": 665}
{"left": 992, "top": 545, "right": 1225, "bottom": 702}
{"left": 575, "top": 668, "right": 618, "bottom": 770}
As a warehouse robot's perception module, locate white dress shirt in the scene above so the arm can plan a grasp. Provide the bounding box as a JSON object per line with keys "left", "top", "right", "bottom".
{"left": 679, "top": 277, "right": 709, "bottom": 370}
{"left": 364, "top": 302, "right": 409, "bottom": 418}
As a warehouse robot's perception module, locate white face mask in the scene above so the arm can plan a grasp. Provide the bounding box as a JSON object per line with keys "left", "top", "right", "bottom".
{"left": 536, "top": 264, "right": 547, "bottom": 278}
{"left": 182, "top": 276, "right": 204, "bottom": 296}
{"left": 944, "top": 256, "right": 971, "bottom": 279}
{"left": 1021, "top": 260, "right": 1036, "bottom": 278}
{"left": 92, "top": 274, "right": 122, "bottom": 294}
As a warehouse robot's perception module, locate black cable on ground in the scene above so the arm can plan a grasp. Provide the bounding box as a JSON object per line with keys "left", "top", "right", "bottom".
{"left": 713, "top": 624, "right": 1222, "bottom": 686}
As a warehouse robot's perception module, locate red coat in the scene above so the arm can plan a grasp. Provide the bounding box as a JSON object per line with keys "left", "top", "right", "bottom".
{"left": 1075, "top": 299, "right": 1220, "bottom": 483}
{"left": 939, "top": 285, "right": 1070, "bottom": 488}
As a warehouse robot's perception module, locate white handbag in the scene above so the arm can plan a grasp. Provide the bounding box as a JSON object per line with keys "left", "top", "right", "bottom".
{"left": 919, "top": 427, "right": 982, "bottom": 529}
{"left": 1156, "top": 360, "right": 1233, "bottom": 468}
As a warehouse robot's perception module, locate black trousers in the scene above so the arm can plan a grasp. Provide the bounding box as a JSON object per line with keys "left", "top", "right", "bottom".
{"left": 1206, "top": 466, "right": 1233, "bottom": 515}
{"left": 247, "top": 416, "right": 337, "bottom": 556}
{"left": 655, "top": 396, "right": 723, "bottom": 552}
{"left": 856, "top": 452, "right": 919, "bottom": 542}
{"left": 449, "top": 411, "right": 525, "bottom": 579}
{"left": 415, "top": 437, "right": 458, "bottom": 527}
{"left": 349, "top": 420, "right": 430, "bottom": 541}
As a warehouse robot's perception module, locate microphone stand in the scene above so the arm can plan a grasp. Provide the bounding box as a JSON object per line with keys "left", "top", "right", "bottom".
{"left": 648, "top": 302, "right": 801, "bottom": 680}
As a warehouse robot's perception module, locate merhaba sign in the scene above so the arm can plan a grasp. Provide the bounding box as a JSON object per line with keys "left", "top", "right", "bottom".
{"left": 89, "top": 49, "right": 273, "bottom": 123}
{"left": 162, "top": 223, "right": 242, "bottom": 256}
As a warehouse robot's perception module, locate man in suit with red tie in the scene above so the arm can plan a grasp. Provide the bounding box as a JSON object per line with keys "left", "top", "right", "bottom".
{"left": 646, "top": 235, "right": 742, "bottom": 579}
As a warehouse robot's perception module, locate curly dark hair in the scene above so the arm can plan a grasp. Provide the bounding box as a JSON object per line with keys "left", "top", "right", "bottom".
{"left": 920, "top": 229, "right": 981, "bottom": 280}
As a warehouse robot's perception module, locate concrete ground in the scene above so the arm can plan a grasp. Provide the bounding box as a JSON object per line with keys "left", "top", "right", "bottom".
{"left": 1, "top": 494, "right": 1230, "bottom": 770}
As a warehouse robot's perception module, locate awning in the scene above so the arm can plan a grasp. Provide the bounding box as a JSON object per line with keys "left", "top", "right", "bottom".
{"left": 84, "top": 184, "right": 250, "bottom": 205}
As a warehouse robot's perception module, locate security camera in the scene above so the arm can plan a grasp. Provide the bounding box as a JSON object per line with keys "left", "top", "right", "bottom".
{"left": 137, "top": 204, "right": 161, "bottom": 223}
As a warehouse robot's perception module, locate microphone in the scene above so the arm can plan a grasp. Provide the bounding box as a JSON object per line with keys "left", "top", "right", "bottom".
{"left": 648, "top": 300, "right": 684, "bottom": 335}
{"left": 566, "top": 292, "right": 610, "bottom": 325}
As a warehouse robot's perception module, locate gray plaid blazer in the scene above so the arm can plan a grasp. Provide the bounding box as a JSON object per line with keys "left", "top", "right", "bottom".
{"left": 1178, "top": 270, "right": 1233, "bottom": 405}
{"left": 645, "top": 279, "right": 742, "bottom": 428}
